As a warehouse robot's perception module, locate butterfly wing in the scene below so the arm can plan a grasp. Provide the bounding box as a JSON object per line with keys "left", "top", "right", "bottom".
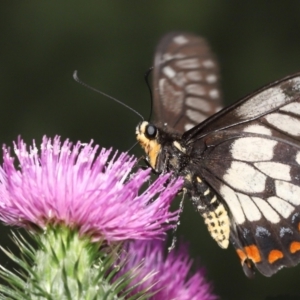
{"left": 152, "top": 32, "right": 222, "bottom": 133}
{"left": 183, "top": 73, "right": 300, "bottom": 142}
{"left": 191, "top": 74, "right": 300, "bottom": 276}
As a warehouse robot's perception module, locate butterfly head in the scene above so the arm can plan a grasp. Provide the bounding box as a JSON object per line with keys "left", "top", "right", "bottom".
{"left": 136, "top": 121, "right": 161, "bottom": 170}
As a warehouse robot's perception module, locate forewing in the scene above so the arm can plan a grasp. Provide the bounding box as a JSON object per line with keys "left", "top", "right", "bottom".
{"left": 197, "top": 117, "right": 300, "bottom": 276}
{"left": 153, "top": 32, "right": 222, "bottom": 133}
{"left": 184, "top": 73, "right": 300, "bottom": 143}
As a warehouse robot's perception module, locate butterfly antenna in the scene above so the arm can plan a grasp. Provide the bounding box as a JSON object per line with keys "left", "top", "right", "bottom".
{"left": 73, "top": 70, "right": 144, "bottom": 121}
{"left": 144, "top": 67, "right": 153, "bottom": 121}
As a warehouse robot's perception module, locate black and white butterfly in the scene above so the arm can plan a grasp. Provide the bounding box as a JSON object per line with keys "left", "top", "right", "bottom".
{"left": 136, "top": 31, "right": 300, "bottom": 277}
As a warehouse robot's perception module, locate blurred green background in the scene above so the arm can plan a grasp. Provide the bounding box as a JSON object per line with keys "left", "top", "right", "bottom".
{"left": 1, "top": 1, "right": 300, "bottom": 299}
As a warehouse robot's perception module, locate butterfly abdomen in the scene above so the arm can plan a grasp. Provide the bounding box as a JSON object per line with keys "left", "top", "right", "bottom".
{"left": 186, "top": 173, "right": 231, "bottom": 249}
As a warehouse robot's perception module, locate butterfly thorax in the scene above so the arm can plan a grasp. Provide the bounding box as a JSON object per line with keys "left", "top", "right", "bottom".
{"left": 136, "top": 120, "right": 231, "bottom": 249}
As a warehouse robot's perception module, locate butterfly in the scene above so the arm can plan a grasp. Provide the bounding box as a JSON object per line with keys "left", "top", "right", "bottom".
{"left": 136, "top": 31, "right": 300, "bottom": 277}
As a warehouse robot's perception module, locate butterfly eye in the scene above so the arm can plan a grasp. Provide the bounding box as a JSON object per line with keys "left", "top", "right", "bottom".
{"left": 145, "top": 124, "right": 157, "bottom": 139}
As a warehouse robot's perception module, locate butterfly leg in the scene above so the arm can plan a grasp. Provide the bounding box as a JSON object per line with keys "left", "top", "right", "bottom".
{"left": 168, "top": 189, "right": 187, "bottom": 252}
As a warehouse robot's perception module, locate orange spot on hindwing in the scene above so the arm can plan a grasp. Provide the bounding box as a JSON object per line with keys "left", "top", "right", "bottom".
{"left": 236, "top": 245, "right": 261, "bottom": 266}
{"left": 236, "top": 249, "right": 247, "bottom": 264}
{"left": 244, "top": 245, "right": 261, "bottom": 263}
{"left": 268, "top": 250, "right": 284, "bottom": 264}
{"left": 290, "top": 241, "right": 300, "bottom": 253}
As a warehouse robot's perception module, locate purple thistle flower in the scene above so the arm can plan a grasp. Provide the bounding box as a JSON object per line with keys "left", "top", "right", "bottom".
{"left": 0, "top": 136, "right": 183, "bottom": 242}
{"left": 117, "top": 240, "right": 218, "bottom": 300}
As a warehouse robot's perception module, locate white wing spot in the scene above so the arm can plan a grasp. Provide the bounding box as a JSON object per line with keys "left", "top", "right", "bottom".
{"left": 184, "top": 123, "right": 195, "bottom": 131}
{"left": 265, "top": 113, "right": 300, "bottom": 136}
{"left": 162, "top": 66, "right": 176, "bottom": 78}
{"left": 186, "top": 71, "right": 202, "bottom": 81}
{"left": 296, "top": 152, "right": 300, "bottom": 165}
{"left": 256, "top": 226, "right": 271, "bottom": 237}
{"left": 220, "top": 185, "right": 245, "bottom": 224}
{"left": 209, "top": 89, "right": 219, "bottom": 99}
{"left": 243, "top": 124, "right": 272, "bottom": 135}
{"left": 224, "top": 161, "right": 266, "bottom": 193}
{"left": 186, "top": 84, "right": 205, "bottom": 96}
{"left": 237, "top": 193, "right": 261, "bottom": 221}
{"left": 267, "top": 196, "right": 294, "bottom": 219}
{"left": 176, "top": 58, "right": 201, "bottom": 69}
{"left": 288, "top": 77, "right": 300, "bottom": 92}
{"left": 173, "top": 35, "right": 188, "bottom": 44}
{"left": 275, "top": 180, "right": 300, "bottom": 206}
{"left": 186, "top": 97, "right": 211, "bottom": 112}
{"left": 162, "top": 53, "right": 185, "bottom": 61}
{"left": 171, "top": 72, "right": 187, "bottom": 87}
{"left": 292, "top": 212, "right": 300, "bottom": 223}
{"left": 159, "top": 78, "right": 184, "bottom": 114}
{"left": 280, "top": 227, "right": 293, "bottom": 238}
{"left": 203, "top": 59, "right": 215, "bottom": 68}
{"left": 186, "top": 109, "right": 206, "bottom": 123}
{"left": 280, "top": 102, "right": 300, "bottom": 116}
{"left": 252, "top": 197, "right": 280, "bottom": 223}
{"left": 231, "top": 137, "right": 277, "bottom": 162}
{"left": 236, "top": 86, "right": 286, "bottom": 119}
{"left": 206, "top": 74, "right": 217, "bottom": 83}
{"left": 254, "top": 162, "right": 291, "bottom": 181}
